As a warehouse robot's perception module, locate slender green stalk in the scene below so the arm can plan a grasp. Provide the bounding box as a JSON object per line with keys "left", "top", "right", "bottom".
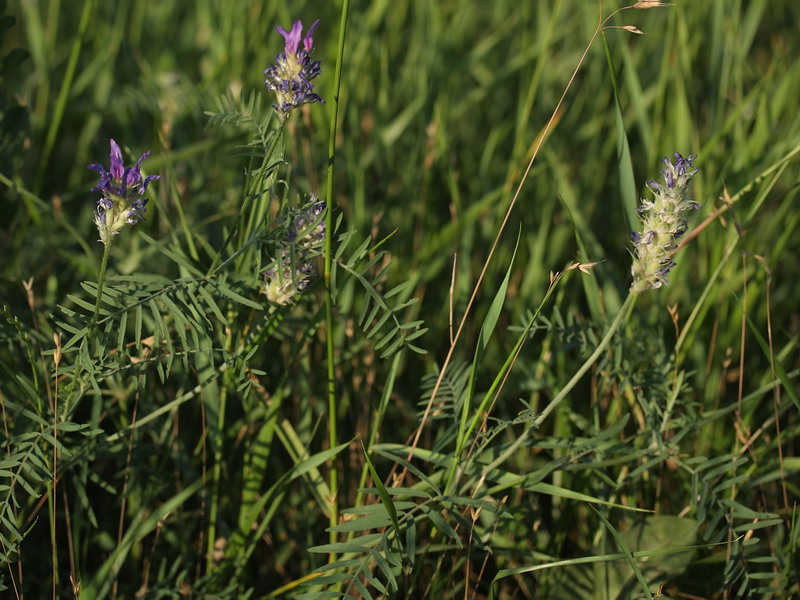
{"left": 242, "top": 121, "right": 286, "bottom": 247}
{"left": 206, "top": 322, "right": 233, "bottom": 574}
{"left": 206, "top": 388, "right": 228, "bottom": 573}
{"left": 476, "top": 291, "right": 637, "bottom": 490}
{"left": 536, "top": 292, "right": 636, "bottom": 426}
{"left": 45, "top": 481, "right": 58, "bottom": 596}
{"left": 323, "top": 0, "right": 350, "bottom": 554}
{"left": 206, "top": 121, "right": 286, "bottom": 276}
{"left": 203, "top": 16, "right": 314, "bottom": 574}
{"left": 90, "top": 242, "right": 111, "bottom": 331}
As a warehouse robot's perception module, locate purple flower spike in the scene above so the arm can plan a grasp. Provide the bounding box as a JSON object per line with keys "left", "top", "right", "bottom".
{"left": 88, "top": 139, "right": 160, "bottom": 246}
{"left": 264, "top": 18, "right": 324, "bottom": 117}
{"left": 262, "top": 195, "right": 326, "bottom": 305}
{"left": 630, "top": 153, "right": 700, "bottom": 293}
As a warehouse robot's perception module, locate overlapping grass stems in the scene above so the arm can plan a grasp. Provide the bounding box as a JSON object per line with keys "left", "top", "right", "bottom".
{"left": 0, "top": 0, "right": 799, "bottom": 598}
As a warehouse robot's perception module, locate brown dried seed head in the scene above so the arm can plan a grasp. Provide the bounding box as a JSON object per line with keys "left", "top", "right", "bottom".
{"left": 634, "top": 0, "right": 672, "bottom": 9}
{"left": 622, "top": 25, "right": 645, "bottom": 34}
{"left": 53, "top": 333, "right": 62, "bottom": 366}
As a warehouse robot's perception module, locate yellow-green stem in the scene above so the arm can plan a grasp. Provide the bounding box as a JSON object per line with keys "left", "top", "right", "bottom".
{"left": 324, "top": 0, "right": 350, "bottom": 557}
{"left": 206, "top": 323, "right": 232, "bottom": 574}
{"left": 91, "top": 242, "right": 111, "bottom": 332}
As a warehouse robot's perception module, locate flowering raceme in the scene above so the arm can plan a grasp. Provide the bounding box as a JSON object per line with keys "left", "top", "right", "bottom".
{"left": 88, "top": 139, "right": 159, "bottom": 246}
{"left": 263, "top": 198, "right": 326, "bottom": 305}
{"left": 630, "top": 153, "right": 699, "bottom": 293}
{"left": 264, "top": 19, "right": 324, "bottom": 116}
{"left": 287, "top": 198, "right": 326, "bottom": 247}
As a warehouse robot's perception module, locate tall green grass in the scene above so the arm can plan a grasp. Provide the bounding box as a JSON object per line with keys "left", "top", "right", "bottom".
{"left": 1, "top": 0, "right": 799, "bottom": 598}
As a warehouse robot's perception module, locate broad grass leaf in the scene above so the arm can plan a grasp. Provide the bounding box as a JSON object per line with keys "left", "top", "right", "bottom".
{"left": 330, "top": 513, "right": 392, "bottom": 533}
{"left": 361, "top": 442, "right": 401, "bottom": 539}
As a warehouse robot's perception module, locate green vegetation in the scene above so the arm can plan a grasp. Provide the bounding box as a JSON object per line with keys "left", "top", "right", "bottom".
{"left": 1, "top": 0, "right": 799, "bottom": 598}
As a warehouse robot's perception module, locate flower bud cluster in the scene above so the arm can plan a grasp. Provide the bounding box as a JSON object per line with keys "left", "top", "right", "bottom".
{"left": 630, "top": 152, "right": 699, "bottom": 293}
{"left": 263, "top": 198, "right": 326, "bottom": 305}
{"left": 87, "top": 139, "right": 160, "bottom": 246}
{"left": 264, "top": 20, "right": 324, "bottom": 117}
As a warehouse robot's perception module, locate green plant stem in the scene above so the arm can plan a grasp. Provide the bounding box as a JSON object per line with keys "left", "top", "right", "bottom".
{"left": 323, "top": 0, "right": 350, "bottom": 557}
{"left": 206, "top": 323, "right": 233, "bottom": 574}
{"left": 90, "top": 242, "right": 111, "bottom": 331}
{"left": 206, "top": 388, "right": 228, "bottom": 573}
{"left": 206, "top": 120, "right": 286, "bottom": 277}
{"left": 242, "top": 121, "right": 285, "bottom": 247}
{"left": 476, "top": 291, "right": 637, "bottom": 490}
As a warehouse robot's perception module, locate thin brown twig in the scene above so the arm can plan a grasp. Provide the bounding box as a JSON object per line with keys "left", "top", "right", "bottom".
{"left": 140, "top": 513, "right": 169, "bottom": 597}
{"left": 725, "top": 209, "right": 748, "bottom": 600}
{"left": 449, "top": 253, "right": 457, "bottom": 346}
{"left": 755, "top": 256, "right": 790, "bottom": 517}
{"left": 61, "top": 486, "right": 78, "bottom": 598}
{"left": 0, "top": 535, "right": 21, "bottom": 600}
{"left": 739, "top": 411, "right": 778, "bottom": 456}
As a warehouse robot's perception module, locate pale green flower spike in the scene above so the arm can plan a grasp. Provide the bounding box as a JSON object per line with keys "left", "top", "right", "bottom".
{"left": 630, "top": 152, "right": 699, "bottom": 293}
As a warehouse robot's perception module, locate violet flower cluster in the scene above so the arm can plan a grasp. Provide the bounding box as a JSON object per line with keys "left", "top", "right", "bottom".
{"left": 630, "top": 153, "right": 699, "bottom": 293}
{"left": 263, "top": 198, "right": 326, "bottom": 305}
{"left": 88, "top": 139, "right": 159, "bottom": 246}
{"left": 264, "top": 19, "right": 324, "bottom": 117}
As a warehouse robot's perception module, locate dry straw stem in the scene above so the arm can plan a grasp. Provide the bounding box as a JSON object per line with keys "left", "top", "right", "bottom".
{"left": 404, "top": 1, "right": 670, "bottom": 472}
